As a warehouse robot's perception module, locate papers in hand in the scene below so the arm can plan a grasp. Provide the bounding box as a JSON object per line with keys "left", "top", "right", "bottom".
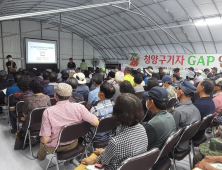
{"left": 85, "top": 165, "right": 104, "bottom": 170}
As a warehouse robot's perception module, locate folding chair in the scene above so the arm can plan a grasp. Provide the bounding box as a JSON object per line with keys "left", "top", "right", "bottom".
{"left": 83, "top": 94, "right": 89, "bottom": 102}
{"left": 166, "top": 98, "right": 177, "bottom": 110}
{"left": 155, "top": 128, "right": 183, "bottom": 170}
{"left": 170, "top": 120, "right": 201, "bottom": 170}
{"left": 16, "top": 101, "right": 24, "bottom": 130}
{"left": 7, "top": 94, "right": 14, "bottom": 127}
{"left": 46, "top": 121, "right": 91, "bottom": 170}
{"left": 191, "top": 113, "right": 216, "bottom": 155}
{"left": 23, "top": 107, "right": 48, "bottom": 158}
{"left": 92, "top": 116, "right": 119, "bottom": 149}
{"left": 50, "top": 98, "right": 57, "bottom": 106}
{"left": 0, "top": 91, "right": 8, "bottom": 120}
{"left": 135, "top": 92, "right": 143, "bottom": 101}
{"left": 117, "top": 148, "right": 160, "bottom": 170}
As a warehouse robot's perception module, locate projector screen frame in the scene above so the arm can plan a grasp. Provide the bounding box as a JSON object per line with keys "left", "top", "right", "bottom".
{"left": 25, "top": 38, "right": 58, "bottom": 64}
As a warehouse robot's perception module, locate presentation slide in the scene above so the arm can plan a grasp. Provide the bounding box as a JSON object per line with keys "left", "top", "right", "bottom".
{"left": 26, "top": 39, "right": 57, "bottom": 64}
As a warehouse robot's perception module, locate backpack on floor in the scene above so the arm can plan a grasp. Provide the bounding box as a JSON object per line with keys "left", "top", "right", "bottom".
{"left": 14, "top": 130, "right": 25, "bottom": 150}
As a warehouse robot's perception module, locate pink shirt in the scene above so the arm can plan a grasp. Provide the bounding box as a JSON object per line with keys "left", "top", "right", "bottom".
{"left": 213, "top": 92, "right": 222, "bottom": 118}
{"left": 39, "top": 100, "right": 95, "bottom": 147}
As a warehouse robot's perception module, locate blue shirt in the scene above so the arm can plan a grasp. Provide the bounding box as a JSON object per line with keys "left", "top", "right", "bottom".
{"left": 44, "top": 83, "right": 57, "bottom": 98}
{"left": 76, "top": 84, "right": 89, "bottom": 95}
{"left": 6, "top": 85, "right": 20, "bottom": 97}
{"left": 88, "top": 86, "right": 100, "bottom": 105}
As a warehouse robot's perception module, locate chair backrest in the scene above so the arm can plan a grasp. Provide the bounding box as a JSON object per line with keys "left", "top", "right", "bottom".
{"left": 97, "top": 116, "right": 119, "bottom": 133}
{"left": 191, "top": 93, "right": 200, "bottom": 103}
{"left": 58, "top": 121, "right": 91, "bottom": 145}
{"left": 92, "top": 100, "right": 101, "bottom": 107}
{"left": 198, "top": 113, "right": 216, "bottom": 131}
{"left": 135, "top": 92, "right": 143, "bottom": 101}
{"left": 177, "top": 120, "right": 201, "bottom": 144}
{"left": 0, "top": 90, "right": 5, "bottom": 99}
{"left": 117, "top": 148, "right": 160, "bottom": 170}
{"left": 8, "top": 94, "right": 14, "bottom": 107}
{"left": 83, "top": 93, "right": 89, "bottom": 102}
{"left": 50, "top": 98, "right": 57, "bottom": 106}
{"left": 158, "top": 128, "right": 183, "bottom": 159}
{"left": 29, "top": 107, "right": 48, "bottom": 124}
{"left": 166, "top": 98, "right": 177, "bottom": 109}
{"left": 16, "top": 101, "right": 24, "bottom": 115}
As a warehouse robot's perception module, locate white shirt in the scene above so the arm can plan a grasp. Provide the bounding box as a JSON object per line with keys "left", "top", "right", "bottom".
{"left": 196, "top": 75, "right": 203, "bottom": 83}
{"left": 189, "top": 80, "right": 194, "bottom": 85}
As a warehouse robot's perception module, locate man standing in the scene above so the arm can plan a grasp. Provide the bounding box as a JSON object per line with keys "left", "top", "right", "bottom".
{"left": 204, "top": 68, "right": 214, "bottom": 78}
{"left": 171, "top": 81, "right": 201, "bottom": 152}
{"left": 67, "top": 58, "right": 76, "bottom": 70}
{"left": 123, "top": 67, "right": 135, "bottom": 86}
{"left": 80, "top": 59, "right": 88, "bottom": 71}
{"left": 211, "top": 67, "right": 218, "bottom": 76}
{"left": 196, "top": 70, "right": 204, "bottom": 83}
{"left": 6, "top": 55, "right": 17, "bottom": 74}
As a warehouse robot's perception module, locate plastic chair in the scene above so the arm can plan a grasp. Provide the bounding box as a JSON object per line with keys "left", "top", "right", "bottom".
{"left": 23, "top": 107, "right": 48, "bottom": 158}
{"left": 50, "top": 98, "right": 57, "bottom": 106}
{"left": 46, "top": 121, "right": 91, "bottom": 170}
{"left": 135, "top": 92, "right": 143, "bottom": 101}
{"left": 117, "top": 148, "right": 160, "bottom": 170}
{"left": 166, "top": 98, "right": 177, "bottom": 110}
{"left": 16, "top": 101, "right": 24, "bottom": 130}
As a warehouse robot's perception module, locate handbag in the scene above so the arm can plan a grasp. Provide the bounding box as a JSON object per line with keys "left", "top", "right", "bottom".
{"left": 14, "top": 130, "right": 25, "bottom": 150}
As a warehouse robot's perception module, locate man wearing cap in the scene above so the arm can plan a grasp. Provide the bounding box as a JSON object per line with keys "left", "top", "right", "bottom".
{"left": 0, "top": 70, "right": 11, "bottom": 91}
{"left": 43, "top": 72, "right": 58, "bottom": 98}
{"left": 204, "top": 68, "right": 214, "bottom": 78}
{"left": 212, "top": 67, "right": 218, "bottom": 76}
{"left": 67, "top": 58, "right": 76, "bottom": 70}
{"left": 173, "top": 68, "right": 181, "bottom": 75}
{"left": 187, "top": 67, "right": 196, "bottom": 85}
{"left": 143, "top": 86, "right": 176, "bottom": 170}
{"left": 123, "top": 67, "right": 135, "bottom": 86}
{"left": 143, "top": 67, "right": 153, "bottom": 85}
{"left": 171, "top": 81, "right": 201, "bottom": 152}
{"left": 74, "top": 72, "right": 89, "bottom": 95}
{"left": 162, "top": 75, "right": 176, "bottom": 99}
{"left": 196, "top": 70, "right": 203, "bottom": 83}
{"left": 37, "top": 83, "right": 99, "bottom": 161}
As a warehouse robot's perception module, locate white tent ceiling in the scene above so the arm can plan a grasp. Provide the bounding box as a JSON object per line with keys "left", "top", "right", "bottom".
{"left": 1, "top": 0, "right": 222, "bottom": 59}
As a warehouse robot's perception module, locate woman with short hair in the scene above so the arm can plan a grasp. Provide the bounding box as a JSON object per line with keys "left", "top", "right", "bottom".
{"left": 81, "top": 93, "right": 148, "bottom": 170}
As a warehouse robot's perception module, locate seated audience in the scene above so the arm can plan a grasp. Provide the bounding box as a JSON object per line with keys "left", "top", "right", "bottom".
{"left": 21, "top": 69, "right": 30, "bottom": 76}
{"left": 143, "top": 86, "right": 176, "bottom": 170}
{"left": 171, "top": 81, "right": 201, "bottom": 152}
{"left": 21, "top": 77, "right": 51, "bottom": 145}
{"left": 9, "top": 75, "right": 33, "bottom": 133}
{"left": 162, "top": 75, "right": 176, "bottom": 99}
{"left": 152, "top": 73, "right": 160, "bottom": 80}
{"left": 74, "top": 72, "right": 89, "bottom": 95}
{"left": 172, "top": 73, "right": 180, "bottom": 87}
{"left": 0, "top": 70, "right": 11, "bottom": 91}
{"left": 86, "top": 73, "right": 103, "bottom": 109}
{"left": 212, "top": 78, "right": 222, "bottom": 118}
{"left": 42, "top": 71, "right": 49, "bottom": 88}
{"left": 187, "top": 67, "right": 196, "bottom": 85}
{"left": 134, "top": 73, "right": 144, "bottom": 93}
{"left": 61, "top": 72, "right": 69, "bottom": 83}
{"left": 107, "top": 71, "right": 115, "bottom": 84}
{"left": 193, "top": 79, "right": 215, "bottom": 140}
{"left": 119, "top": 80, "right": 135, "bottom": 94}
{"left": 89, "top": 83, "right": 115, "bottom": 142}
{"left": 204, "top": 68, "right": 214, "bottom": 78}
{"left": 111, "top": 71, "right": 124, "bottom": 101}
{"left": 81, "top": 93, "right": 148, "bottom": 170}
{"left": 123, "top": 67, "right": 135, "bottom": 86}
{"left": 37, "top": 83, "right": 99, "bottom": 161}
{"left": 196, "top": 70, "right": 203, "bottom": 83}
{"left": 44, "top": 72, "right": 58, "bottom": 98}
{"left": 4, "top": 74, "right": 21, "bottom": 104}
{"left": 66, "top": 77, "right": 84, "bottom": 103}
{"left": 34, "top": 70, "right": 42, "bottom": 79}
{"left": 173, "top": 68, "right": 181, "bottom": 75}
{"left": 89, "top": 68, "right": 94, "bottom": 79}
{"left": 84, "top": 70, "right": 91, "bottom": 83}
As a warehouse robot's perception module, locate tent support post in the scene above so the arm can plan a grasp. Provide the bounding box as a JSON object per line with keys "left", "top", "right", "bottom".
{"left": 1, "top": 22, "right": 5, "bottom": 70}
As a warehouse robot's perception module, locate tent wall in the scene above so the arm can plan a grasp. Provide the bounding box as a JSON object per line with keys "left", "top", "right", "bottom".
{"left": 0, "top": 20, "right": 105, "bottom": 71}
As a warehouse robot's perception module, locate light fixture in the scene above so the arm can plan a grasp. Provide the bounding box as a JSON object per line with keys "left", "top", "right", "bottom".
{"left": 194, "top": 17, "right": 222, "bottom": 26}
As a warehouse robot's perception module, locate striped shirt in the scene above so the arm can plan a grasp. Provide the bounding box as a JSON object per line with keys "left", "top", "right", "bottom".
{"left": 96, "top": 124, "right": 148, "bottom": 170}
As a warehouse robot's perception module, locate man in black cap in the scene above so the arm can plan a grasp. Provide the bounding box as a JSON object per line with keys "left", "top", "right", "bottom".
{"left": 211, "top": 67, "right": 218, "bottom": 76}
{"left": 173, "top": 68, "right": 181, "bottom": 75}
{"left": 204, "top": 68, "right": 213, "bottom": 78}
{"left": 143, "top": 86, "right": 176, "bottom": 170}
{"left": 0, "top": 70, "right": 11, "bottom": 91}
{"left": 171, "top": 81, "right": 201, "bottom": 152}
{"left": 67, "top": 58, "right": 76, "bottom": 70}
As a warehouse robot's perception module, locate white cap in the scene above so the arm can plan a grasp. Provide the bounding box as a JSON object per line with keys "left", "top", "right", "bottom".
{"left": 187, "top": 71, "right": 195, "bottom": 78}
{"left": 196, "top": 70, "right": 202, "bottom": 74}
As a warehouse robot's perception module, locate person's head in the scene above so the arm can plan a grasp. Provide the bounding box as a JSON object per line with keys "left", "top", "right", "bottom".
{"left": 147, "top": 78, "right": 159, "bottom": 91}
{"left": 213, "top": 78, "right": 222, "bottom": 93}
{"left": 108, "top": 71, "right": 115, "bottom": 80}
{"left": 172, "top": 74, "right": 180, "bottom": 82}
{"left": 62, "top": 72, "right": 69, "bottom": 81}
{"left": 75, "top": 68, "right": 80, "bottom": 73}
{"left": 187, "top": 71, "right": 195, "bottom": 81}
{"left": 120, "top": 80, "right": 135, "bottom": 94}
{"left": 21, "top": 69, "right": 30, "bottom": 76}
{"left": 137, "top": 68, "right": 141, "bottom": 73}
{"left": 145, "top": 68, "right": 153, "bottom": 77}
{"left": 173, "top": 68, "right": 180, "bottom": 74}
{"left": 82, "top": 59, "right": 85, "bottom": 62}
{"left": 134, "top": 73, "right": 143, "bottom": 85}
{"left": 84, "top": 70, "right": 89, "bottom": 78}
{"left": 54, "top": 68, "right": 60, "bottom": 74}
{"left": 204, "top": 68, "right": 210, "bottom": 75}
{"left": 0, "top": 70, "right": 7, "bottom": 79}
{"left": 49, "top": 71, "right": 58, "bottom": 83}
{"left": 74, "top": 72, "right": 86, "bottom": 85}
{"left": 212, "top": 67, "right": 218, "bottom": 74}
{"left": 98, "top": 83, "right": 115, "bottom": 100}
{"left": 6, "top": 55, "right": 12, "bottom": 61}
{"left": 35, "top": 70, "right": 41, "bottom": 77}
{"left": 158, "top": 67, "right": 163, "bottom": 73}
{"left": 146, "top": 86, "right": 168, "bottom": 114}
{"left": 115, "top": 71, "right": 124, "bottom": 83}
{"left": 17, "top": 75, "right": 30, "bottom": 91}
{"left": 92, "top": 73, "right": 103, "bottom": 86}
{"left": 159, "top": 72, "right": 166, "bottom": 80}
{"left": 131, "top": 70, "right": 138, "bottom": 77}
{"left": 176, "top": 81, "right": 196, "bottom": 101}
{"left": 54, "top": 83, "right": 72, "bottom": 101}
{"left": 196, "top": 70, "right": 202, "bottom": 77}
{"left": 43, "top": 71, "right": 49, "bottom": 81}
{"left": 14, "top": 74, "right": 21, "bottom": 83}
{"left": 196, "top": 79, "right": 214, "bottom": 96}
{"left": 113, "top": 93, "right": 144, "bottom": 127}
{"left": 124, "top": 67, "right": 131, "bottom": 75}
{"left": 152, "top": 73, "right": 160, "bottom": 80}
{"left": 69, "top": 58, "right": 73, "bottom": 63}
{"left": 30, "top": 77, "right": 44, "bottom": 94}
{"left": 188, "top": 67, "right": 194, "bottom": 72}
{"left": 89, "top": 68, "right": 94, "bottom": 74}
{"left": 162, "top": 75, "right": 172, "bottom": 87}
{"left": 66, "top": 77, "right": 78, "bottom": 90}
